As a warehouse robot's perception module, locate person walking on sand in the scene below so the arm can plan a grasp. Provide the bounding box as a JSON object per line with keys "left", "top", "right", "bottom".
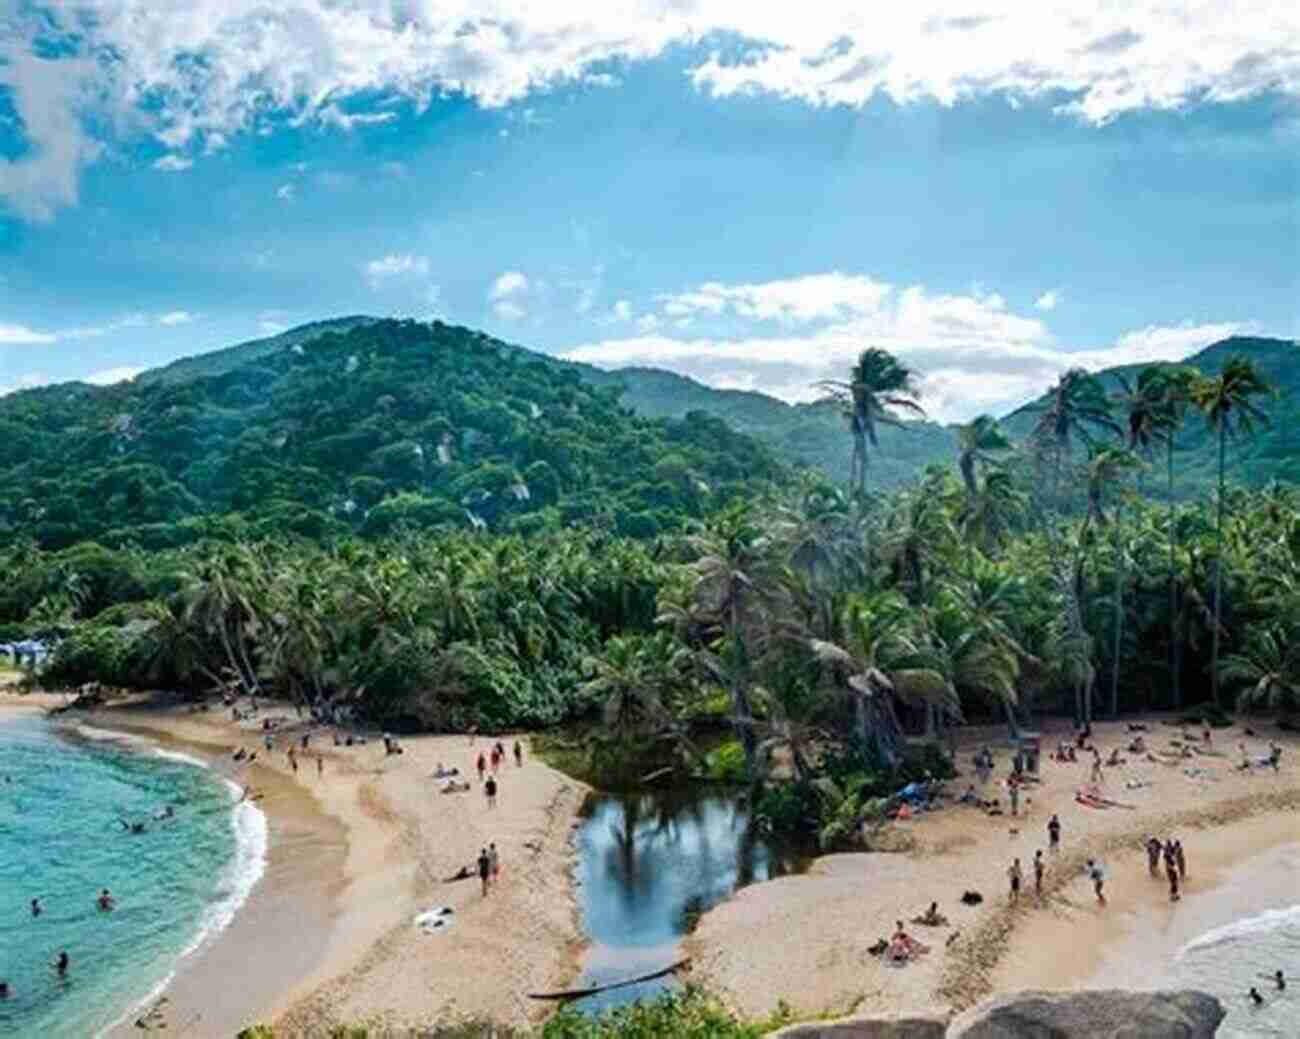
{"left": 513, "top": 740, "right": 523, "bottom": 767}
{"left": 1163, "top": 838, "right": 1177, "bottom": 879}
{"left": 1146, "top": 836, "right": 1162, "bottom": 876}
{"left": 488, "top": 842, "right": 500, "bottom": 885}
{"left": 485, "top": 775, "right": 497, "bottom": 809}
{"left": 1047, "top": 814, "right": 1061, "bottom": 852}
{"left": 477, "top": 847, "right": 491, "bottom": 897}
{"left": 1168, "top": 863, "right": 1181, "bottom": 902}
{"left": 1174, "top": 839, "right": 1186, "bottom": 879}
{"left": 1008, "top": 774, "right": 1020, "bottom": 817}
{"left": 476, "top": 752, "right": 487, "bottom": 782}
{"left": 287, "top": 746, "right": 298, "bottom": 774}
{"left": 316, "top": 754, "right": 323, "bottom": 777}
{"left": 1007, "top": 857, "right": 1022, "bottom": 904}
{"left": 1085, "top": 859, "right": 1106, "bottom": 906}
{"left": 1090, "top": 748, "right": 1104, "bottom": 785}
{"left": 1033, "top": 850, "right": 1045, "bottom": 898}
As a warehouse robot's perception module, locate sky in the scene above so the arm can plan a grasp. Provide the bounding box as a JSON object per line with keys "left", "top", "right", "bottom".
{"left": 1, "top": 2, "right": 1298, "bottom": 421}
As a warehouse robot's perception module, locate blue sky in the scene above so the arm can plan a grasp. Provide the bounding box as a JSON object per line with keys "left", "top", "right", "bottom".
{"left": 1, "top": 3, "right": 1297, "bottom": 419}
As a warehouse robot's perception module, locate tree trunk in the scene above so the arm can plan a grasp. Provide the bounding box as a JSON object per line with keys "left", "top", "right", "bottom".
{"left": 728, "top": 603, "right": 757, "bottom": 779}
{"left": 1210, "top": 424, "right": 1226, "bottom": 709}
{"left": 1168, "top": 434, "right": 1180, "bottom": 709}
{"left": 1109, "top": 499, "right": 1124, "bottom": 718}
{"left": 1003, "top": 699, "right": 1022, "bottom": 741}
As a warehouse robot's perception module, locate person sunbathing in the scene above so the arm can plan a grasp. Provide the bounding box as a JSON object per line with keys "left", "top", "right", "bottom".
{"left": 1106, "top": 749, "right": 1125, "bottom": 767}
{"left": 887, "top": 921, "right": 929, "bottom": 962}
{"left": 1127, "top": 736, "right": 1146, "bottom": 754}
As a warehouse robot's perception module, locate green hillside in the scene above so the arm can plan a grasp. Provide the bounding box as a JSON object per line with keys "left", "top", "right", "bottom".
{"left": 578, "top": 363, "right": 957, "bottom": 488}
{"left": 0, "top": 319, "right": 786, "bottom": 550}
{"left": 999, "top": 336, "right": 1300, "bottom": 493}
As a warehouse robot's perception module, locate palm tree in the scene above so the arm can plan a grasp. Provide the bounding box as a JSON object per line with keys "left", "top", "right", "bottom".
{"left": 1029, "top": 368, "right": 1122, "bottom": 517}
{"left": 580, "top": 635, "right": 669, "bottom": 746}
{"left": 955, "top": 414, "right": 1012, "bottom": 502}
{"left": 1191, "top": 357, "right": 1274, "bottom": 708}
{"left": 1218, "top": 624, "right": 1300, "bottom": 718}
{"left": 816, "top": 349, "right": 926, "bottom": 501}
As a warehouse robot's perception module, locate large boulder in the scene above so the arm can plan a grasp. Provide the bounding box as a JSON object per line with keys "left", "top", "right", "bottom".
{"left": 946, "top": 989, "right": 1225, "bottom": 1038}
{"left": 768, "top": 1014, "right": 948, "bottom": 1039}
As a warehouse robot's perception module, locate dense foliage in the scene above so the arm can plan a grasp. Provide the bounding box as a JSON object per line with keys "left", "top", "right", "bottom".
{"left": 0, "top": 319, "right": 785, "bottom": 550}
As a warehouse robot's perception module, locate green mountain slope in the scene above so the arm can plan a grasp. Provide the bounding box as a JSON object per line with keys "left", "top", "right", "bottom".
{"left": 1000, "top": 336, "right": 1300, "bottom": 492}
{"left": 0, "top": 320, "right": 786, "bottom": 549}
{"left": 578, "top": 363, "right": 957, "bottom": 488}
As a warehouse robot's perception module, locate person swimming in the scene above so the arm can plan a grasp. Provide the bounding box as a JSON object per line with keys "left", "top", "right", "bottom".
{"left": 118, "top": 818, "right": 146, "bottom": 834}
{"left": 97, "top": 888, "right": 115, "bottom": 911}
{"left": 30, "top": 896, "right": 41, "bottom": 917}
{"left": 53, "top": 951, "right": 69, "bottom": 977}
{"left": 0, "top": 980, "right": 9, "bottom": 999}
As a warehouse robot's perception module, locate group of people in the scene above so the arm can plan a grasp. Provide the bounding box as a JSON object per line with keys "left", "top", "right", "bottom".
{"left": 475, "top": 843, "right": 502, "bottom": 896}
{"left": 1144, "top": 835, "right": 1187, "bottom": 901}
{"left": 1, "top": 887, "right": 125, "bottom": 999}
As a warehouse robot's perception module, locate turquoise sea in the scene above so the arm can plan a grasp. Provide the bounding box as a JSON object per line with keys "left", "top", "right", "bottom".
{"left": 0, "top": 714, "right": 266, "bottom": 1036}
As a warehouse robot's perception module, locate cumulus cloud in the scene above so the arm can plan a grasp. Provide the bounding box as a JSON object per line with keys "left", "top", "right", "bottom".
{"left": 0, "top": 323, "right": 57, "bottom": 345}
{"left": 158, "top": 310, "right": 195, "bottom": 326}
{"left": 562, "top": 272, "right": 1252, "bottom": 420}
{"left": 365, "top": 253, "right": 430, "bottom": 288}
{"left": 82, "top": 366, "right": 144, "bottom": 386}
{"left": 1035, "top": 290, "right": 1062, "bottom": 311}
{"left": 490, "top": 271, "right": 530, "bottom": 300}
{"left": 659, "top": 272, "right": 891, "bottom": 323}
{"left": 153, "top": 154, "right": 194, "bottom": 172}
{"left": 493, "top": 299, "right": 527, "bottom": 321}
{"left": 613, "top": 300, "right": 633, "bottom": 320}
{"left": 4, "top": 3, "right": 1297, "bottom": 219}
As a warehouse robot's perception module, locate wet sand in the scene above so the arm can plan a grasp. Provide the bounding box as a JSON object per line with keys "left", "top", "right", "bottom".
{"left": 1, "top": 691, "right": 588, "bottom": 1037}
{"left": 690, "top": 716, "right": 1300, "bottom": 1021}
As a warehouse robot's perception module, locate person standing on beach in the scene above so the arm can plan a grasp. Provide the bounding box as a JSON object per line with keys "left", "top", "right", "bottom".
{"left": 1008, "top": 775, "right": 1020, "bottom": 817}
{"left": 1033, "top": 850, "right": 1045, "bottom": 897}
{"left": 1085, "top": 859, "right": 1106, "bottom": 906}
{"left": 488, "top": 842, "right": 500, "bottom": 885}
{"left": 1047, "top": 814, "right": 1061, "bottom": 852}
{"left": 1007, "top": 858, "right": 1022, "bottom": 904}
{"left": 477, "top": 848, "right": 491, "bottom": 897}
{"left": 476, "top": 752, "right": 487, "bottom": 782}
{"left": 288, "top": 746, "right": 298, "bottom": 774}
{"left": 513, "top": 740, "right": 523, "bottom": 767}
{"left": 1146, "top": 836, "right": 1162, "bottom": 876}
{"left": 485, "top": 775, "right": 497, "bottom": 809}
{"left": 316, "top": 754, "right": 323, "bottom": 777}
{"left": 1174, "top": 839, "right": 1186, "bottom": 879}
{"left": 1163, "top": 839, "right": 1177, "bottom": 879}
{"left": 1168, "top": 864, "right": 1181, "bottom": 902}
{"left": 1090, "top": 748, "right": 1104, "bottom": 785}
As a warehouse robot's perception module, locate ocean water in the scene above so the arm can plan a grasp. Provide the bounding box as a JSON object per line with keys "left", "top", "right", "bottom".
{"left": 0, "top": 715, "right": 266, "bottom": 1036}
{"left": 1175, "top": 901, "right": 1300, "bottom": 1038}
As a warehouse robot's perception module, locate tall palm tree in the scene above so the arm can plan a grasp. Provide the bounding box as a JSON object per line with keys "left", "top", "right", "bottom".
{"left": 1218, "top": 623, "right": 1300, "bottom": 718}
{"left": 816, "top": 349, "right": 926, "bottom": 501}
{"left": 955, "top": 414, "right": 1013, "bottom": 502}
{"left": 1191, "top": 357, "right": 1274, "bottom": 708}
{"left": 1029, "top": 368, "right": 1122, "bottom": 518}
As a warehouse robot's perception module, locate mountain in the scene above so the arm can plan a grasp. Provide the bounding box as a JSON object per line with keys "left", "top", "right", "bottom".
{"left": 999, "top": 336, "right": 1300, "bottom": 491}
{"left": 0, "top": 319, "right": 787, "bottom": 550}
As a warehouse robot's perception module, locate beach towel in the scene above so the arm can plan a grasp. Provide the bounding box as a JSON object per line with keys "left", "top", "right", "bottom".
{"left": 414, "top": 906, "right": 456, "bottom": 934}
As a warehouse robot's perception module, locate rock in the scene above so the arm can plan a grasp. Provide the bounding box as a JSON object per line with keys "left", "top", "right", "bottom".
{"left": 947, "top": 989, "right": 1225, "bottom": 1038}
{"left": 768, "top": 1013, "right": 948, "bottom": 1039}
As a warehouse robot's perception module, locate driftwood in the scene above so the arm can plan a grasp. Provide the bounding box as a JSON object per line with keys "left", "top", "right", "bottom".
{"left": 527, "top": 958, "right": 691, "bottom": 1001}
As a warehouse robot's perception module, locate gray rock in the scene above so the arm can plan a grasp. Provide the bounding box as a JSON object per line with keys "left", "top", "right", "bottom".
{"left": 768, "top": 1013, "right": 948, "bottom": 1039}
{"left": 946, "top": 989, "right": 1225, "bottom": 1038}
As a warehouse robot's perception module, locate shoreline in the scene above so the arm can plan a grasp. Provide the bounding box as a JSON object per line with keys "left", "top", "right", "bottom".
{"left": 690, "top": 715, "right": 1300, "bottom": 1023}
{"left": 1, "top": 692, "right": 589, "bottom": 1037}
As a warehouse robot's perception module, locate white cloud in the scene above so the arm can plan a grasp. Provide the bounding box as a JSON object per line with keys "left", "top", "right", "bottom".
{"left": 5, "top": 4, "right": 1298, "bottom": 219}
{"left": 365, "top": 253, "right": 430, "bottom": 288}
{"left": 659, "top": 272, "right": 891, "bottom": 323}
{"left": 0, "top": 323, "right": 57, "bottom": 345}
{"left": 493, "top": 300, "right": 527, "bottom": 321}
{"left": 276, "top": 183, "right": 296, "bottom": 201}
{"left": 153, "top": 154, "right": 193, "bottom": 172}
{"left": 60, "top": 313, "right": 149, "bottom": 340}
{"left": 83, "top": 366, "right": 144, "bottom": 386}
{"left": 490, "top": 271, "right": 530, "bottom": 300}
{"left": 613, "top": 300, "right": 633, "bottom": 320}
{"left": 158, "top": 310, "right": 195, "bottom": 326}
{"left": 636, "top": 313, "right": 660, "bottom": 333}
{"left": 1035, "top": 290, "right": 1062, "bottom": 311}
{"left": 0, "top": 372, "right": 50, "bottom": 397}
{"left": 562, "top": 271, "right": 1251, "bottom": 421}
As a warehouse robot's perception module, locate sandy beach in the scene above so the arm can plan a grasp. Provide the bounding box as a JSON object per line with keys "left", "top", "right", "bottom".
{"left": 0, "top": 690, "right": 588, "bottom": 1037}
{"left": 690, "top": 716, "right": 1300, "bottom": 1021}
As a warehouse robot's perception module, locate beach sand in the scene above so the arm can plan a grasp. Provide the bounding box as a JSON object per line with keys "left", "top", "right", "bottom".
{"left": 689, "top": 716, "right": 1300, "bottom": 1021}
{"left": 0, "top": 691, "right": 588, "bottom": 1037}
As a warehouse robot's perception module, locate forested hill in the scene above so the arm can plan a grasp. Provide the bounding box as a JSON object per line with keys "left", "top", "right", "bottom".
{"left": 0, "top": 319, "right": 787, "bottom": 550}
{"left": 1000, "top": 336, "right": 1300, "bottom": 488}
